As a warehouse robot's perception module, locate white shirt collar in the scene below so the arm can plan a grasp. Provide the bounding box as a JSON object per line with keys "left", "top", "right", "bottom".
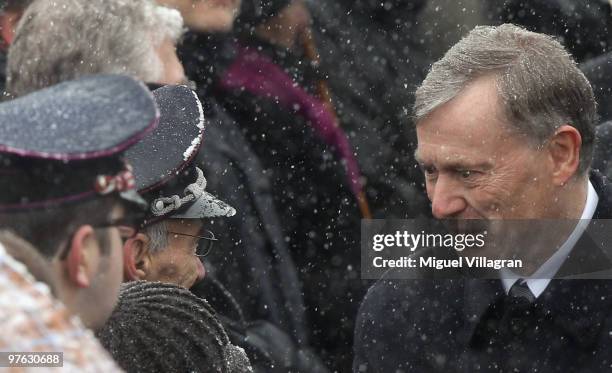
{"left": 500, "top": 180, "right": 598, "bottom": 298}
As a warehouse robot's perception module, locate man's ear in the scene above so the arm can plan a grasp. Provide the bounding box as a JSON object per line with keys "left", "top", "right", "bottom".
{"left": 547, "top": 125, "right": 582, "bottom": 186}
{"left": 66, "top": 225, "right": 99, "bottom": 288}
{"left": 123, "top": 233, "right": 151, "bottom": 281}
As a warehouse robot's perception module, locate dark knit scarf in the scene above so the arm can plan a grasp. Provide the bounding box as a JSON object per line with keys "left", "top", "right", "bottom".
{"left": 97, "top": 281, "right": 252, "bottom": 373}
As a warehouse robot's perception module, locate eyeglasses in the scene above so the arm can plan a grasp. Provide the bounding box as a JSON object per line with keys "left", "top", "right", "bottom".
{"left": 93, "top": 213, "right": 145, "bottom": 241}
{"left": 57, "top": 214, "right": 144, "bottom": 261}
{"left": 167, "top": 229, "right": 217, "bottom": 257}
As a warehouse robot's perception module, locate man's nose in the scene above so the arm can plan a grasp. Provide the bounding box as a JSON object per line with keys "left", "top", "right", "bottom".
{"left": 429, "top": 175, "right": 467, "bottom": 219}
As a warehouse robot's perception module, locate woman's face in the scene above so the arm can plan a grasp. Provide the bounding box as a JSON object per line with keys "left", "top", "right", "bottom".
{"left": 157, "top": 0, "right": 242, "bottom": 33}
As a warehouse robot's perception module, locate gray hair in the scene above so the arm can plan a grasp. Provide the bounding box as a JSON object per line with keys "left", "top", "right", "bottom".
{"left": 143, "top": 220, "right": 169, "bottom": 254}
{"left": 6, "top": 0, "right": 183, "bottom": 97}
{"left": 414, "top": 23, "right": 597, "bottom": 174}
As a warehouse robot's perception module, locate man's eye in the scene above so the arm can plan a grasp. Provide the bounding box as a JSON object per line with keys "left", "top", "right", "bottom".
{"left": 458, "top": 170, "right": 474, "bottom": 179}
{"left": 423, "top": 166, "right": 437, "bottom": 175}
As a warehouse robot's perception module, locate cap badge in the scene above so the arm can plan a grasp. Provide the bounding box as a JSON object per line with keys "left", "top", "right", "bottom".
{"left": 94, "top": 164, "right": 136, "bottom": 195}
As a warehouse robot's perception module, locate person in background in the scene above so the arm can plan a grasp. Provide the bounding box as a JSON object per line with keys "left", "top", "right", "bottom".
{"left": 159, "top": 0, "right": 312, "bottom": 360}
{"left": 6, "top": 0, "right": 186, "bottom": 97}
{"left": 309, "top": 0, "right": 430, "bottom": 219}
{"left": 98, "top": 281, "right": 252, "bottom": 373}
{"left": 0, "top": 74, "right": 157, "bottom": 370}
{"left": 215, "top": 1, "right": 366, "bottom": 369}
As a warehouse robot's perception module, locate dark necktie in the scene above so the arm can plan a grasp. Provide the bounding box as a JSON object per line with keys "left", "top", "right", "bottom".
{"left": 508, "top": 279, "right": 536, "bottom": 303}
{"left": 500, "top": 279, "right": 537, "bottom": 338}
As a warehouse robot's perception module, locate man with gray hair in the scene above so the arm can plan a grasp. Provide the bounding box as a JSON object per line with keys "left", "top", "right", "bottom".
{"left": 121, "top": 83, "right": 237, "bottom": 290}
{"left": 6, "top": 0, "right": 186, "bottom": 97}
{"left": 353, "top": 24, "right": 612, "bottom": 372}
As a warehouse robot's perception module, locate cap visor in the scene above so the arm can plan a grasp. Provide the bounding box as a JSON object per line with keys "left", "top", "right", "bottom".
{"left": 120, "top": 189, "right": 148, "bottom": 211}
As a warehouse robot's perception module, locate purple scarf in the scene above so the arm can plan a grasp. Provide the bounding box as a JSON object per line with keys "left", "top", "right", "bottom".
{"left": 219, "top": 44, "right": 363, "bottom": 198}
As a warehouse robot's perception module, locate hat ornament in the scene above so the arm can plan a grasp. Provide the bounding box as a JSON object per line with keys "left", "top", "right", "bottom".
{"left": 150, "top": 167, "right": 207, "bottom": 216}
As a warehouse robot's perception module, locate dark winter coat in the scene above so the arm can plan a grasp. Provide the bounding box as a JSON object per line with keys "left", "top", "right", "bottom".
{"left": 179, "top": 32, "right": 308, "bottom": 345}
{"left": 213, "top": 36, "right": 368, "bottom": 371}
{"left": 309, "top": 1, "right": 430, "bottom": 220}
{"left": 354, "top": 172, "right": 612, "bottom": 372}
